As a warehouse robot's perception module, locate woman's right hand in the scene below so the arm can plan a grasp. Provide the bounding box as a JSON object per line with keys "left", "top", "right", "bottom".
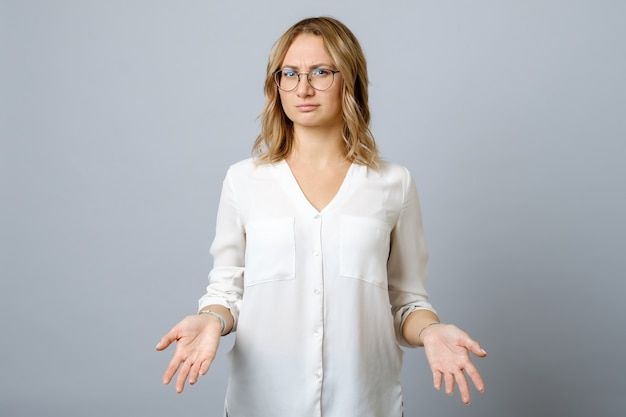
{"left": 156, "top": 314, "right": 223, "bottom": 393}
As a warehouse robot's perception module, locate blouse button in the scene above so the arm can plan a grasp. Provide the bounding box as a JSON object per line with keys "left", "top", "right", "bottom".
{"left": 312, "top": 250, "right": 319, "bottom": 256}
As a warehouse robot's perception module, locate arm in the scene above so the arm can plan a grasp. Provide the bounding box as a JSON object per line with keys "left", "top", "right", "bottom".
{"left": 401, "top": 308, "right": 440, "bottom": 347}
{"left": 387, "top": 169, "right": 435, "bottom": 347}
{"left": 389, "top": 169, "right": 486, "bottom": 404}
{"left": 157, "top": 167, "right": 245, "bottom": 392}
{"left": 198, "top": 304, "right": 235, "bottom": 335}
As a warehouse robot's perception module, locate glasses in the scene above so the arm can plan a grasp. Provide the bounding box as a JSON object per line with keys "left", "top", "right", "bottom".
{"left": 273, "top": 68, "right": 340, "bottom": 91}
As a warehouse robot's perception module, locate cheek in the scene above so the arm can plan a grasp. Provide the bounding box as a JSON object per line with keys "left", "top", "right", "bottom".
{"left": 278, "top": 92, "right": 295, "bottom": 121}
{"left": 329, "top": 89, "right": 343, "bottom": 115}
{"left": 330, "top": 85, "right": 343, "bottom": 108}
{"left": 278, "top": 90, "right": 291, "bottom": 108}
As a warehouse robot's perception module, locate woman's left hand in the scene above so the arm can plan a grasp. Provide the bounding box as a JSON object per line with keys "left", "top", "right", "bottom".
{"left": 421, "top": 323, "right": 487, "bottom": 404}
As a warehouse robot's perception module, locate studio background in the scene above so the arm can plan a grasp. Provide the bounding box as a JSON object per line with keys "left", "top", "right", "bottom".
{"left": 2, "top": 1, "right": 625, "bottom": 416}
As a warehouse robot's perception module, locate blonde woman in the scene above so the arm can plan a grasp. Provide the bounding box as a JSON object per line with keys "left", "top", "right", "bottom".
{"left": 157, "top": 16, "right": 486, "bottom": 417}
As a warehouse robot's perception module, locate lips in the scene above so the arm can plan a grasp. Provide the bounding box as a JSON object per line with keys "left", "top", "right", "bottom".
{"left": 296, "top": 104, "right": 318, "bottom": 112}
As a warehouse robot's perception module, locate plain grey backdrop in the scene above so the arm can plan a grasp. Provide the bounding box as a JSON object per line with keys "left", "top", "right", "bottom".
{"left": 2, "top": 0, "right": 625, "bottom": 416}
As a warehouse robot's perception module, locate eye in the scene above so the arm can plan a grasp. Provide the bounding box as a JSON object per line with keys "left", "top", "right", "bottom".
{"left": 282, "top": 69, "right": 297, "bottom": 78}
{"left": 311, "top": 68, "right": 331, "bottom": 77}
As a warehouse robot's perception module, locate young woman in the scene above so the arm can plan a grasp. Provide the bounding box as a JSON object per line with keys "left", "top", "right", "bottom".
{"left": 157, "top": 16, "right": 486, "bottom": 417}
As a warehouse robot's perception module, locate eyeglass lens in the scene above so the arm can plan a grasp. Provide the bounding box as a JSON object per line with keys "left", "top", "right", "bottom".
{"left": 274, "top": 69, "right": 336, "bottom": 91}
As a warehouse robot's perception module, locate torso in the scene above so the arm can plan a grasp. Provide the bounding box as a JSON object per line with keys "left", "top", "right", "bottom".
{"left": 212, "top": 158, "right": 431, "bottom": 417}
{"left": 286, "top": 158, "right": 351, "bottom": 211}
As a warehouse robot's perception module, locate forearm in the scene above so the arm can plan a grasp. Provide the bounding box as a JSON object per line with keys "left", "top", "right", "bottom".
{"left": 199, "top": 304, "right": 235, "bottom": 335}
{"left": 402, "top": 309, "right": 440, "bottom": 347}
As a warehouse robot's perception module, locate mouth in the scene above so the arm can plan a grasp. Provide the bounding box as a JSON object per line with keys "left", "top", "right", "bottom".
{"left": 296, "top": 104, "right": 318, "bottom": 112}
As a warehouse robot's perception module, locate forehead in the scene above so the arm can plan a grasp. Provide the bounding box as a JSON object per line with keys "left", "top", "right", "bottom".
{"left": 281, "top": 34, "right": 334, "bottom": 67}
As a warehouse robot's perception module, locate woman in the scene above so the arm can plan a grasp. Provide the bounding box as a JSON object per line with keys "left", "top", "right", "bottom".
{"left": 157, "top": 16, "right": 486, "bottom": 417}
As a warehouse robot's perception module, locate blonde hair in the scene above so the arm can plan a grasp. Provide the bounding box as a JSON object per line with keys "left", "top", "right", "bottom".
{"left": 253, "top": 17, "right": 380, "bottom": 168}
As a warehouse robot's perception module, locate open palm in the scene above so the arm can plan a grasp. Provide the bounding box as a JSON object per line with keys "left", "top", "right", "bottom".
{"left": 156, "top": 315, "right": 222, "bottom": 393}
{"left": 421, "top": 324, "right": 487, "bottom": 404}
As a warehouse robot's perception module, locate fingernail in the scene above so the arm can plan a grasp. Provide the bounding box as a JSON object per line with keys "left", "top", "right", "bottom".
{"left": 481, "top": 348, "right": 487, "bottom": 355}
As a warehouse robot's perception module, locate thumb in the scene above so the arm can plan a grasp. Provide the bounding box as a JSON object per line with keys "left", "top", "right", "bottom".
{"left": 467, "top": 339, "right": 487, "bottom": 357}
{"left": 156, "top": 328, "right": 178, "bottom": 351}
{"left": 155, "top": 337, "right": 170, "bottom": 351}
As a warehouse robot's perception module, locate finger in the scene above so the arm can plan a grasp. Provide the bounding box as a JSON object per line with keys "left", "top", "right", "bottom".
{"left": 175, "top": 360, "right": 193, "bottom": 393}
{"left": 444, "top": 372, "right": 455, "bottom": 396}
{"left": 199, "top": 358, "right": 212, "bottom": 376}
{"left": 162, "top": 356, "right": 183, "bottom": 385}
{"left": 454, "top": 370, "right": 471, "bottom": 404}
{"left": 188, "top": 360, "right": 203, "bottom": 385}
{"left": 432, "top": 370, "right": 442, "bottom": 390}
{"left": 464, "top": 363, "right": 485, "bottom": 393}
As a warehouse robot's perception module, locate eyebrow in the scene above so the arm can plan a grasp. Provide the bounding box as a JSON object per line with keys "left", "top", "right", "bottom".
{"left": 280, "top": 63, "right": 336, "bottom": 70}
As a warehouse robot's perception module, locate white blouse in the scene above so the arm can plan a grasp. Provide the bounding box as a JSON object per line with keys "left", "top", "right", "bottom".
{"left": 199, "top": 158, "right": 435, "bottom": 417}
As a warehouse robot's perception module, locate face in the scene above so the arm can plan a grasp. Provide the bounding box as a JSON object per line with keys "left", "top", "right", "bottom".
{"left": 278, "top": 34, "right": 343, "bottom": 132}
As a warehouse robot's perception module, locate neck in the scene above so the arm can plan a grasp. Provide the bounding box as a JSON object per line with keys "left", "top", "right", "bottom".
{"left": 289, "top": 126, "right": 346, "bottom": 168}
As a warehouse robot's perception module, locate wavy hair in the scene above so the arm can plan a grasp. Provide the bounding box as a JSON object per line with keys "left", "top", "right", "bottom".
{"left": 253, "top": 17, "right": 380, "bottom": 168}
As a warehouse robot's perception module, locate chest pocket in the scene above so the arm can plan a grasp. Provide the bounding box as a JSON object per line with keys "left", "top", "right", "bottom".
{"left": 339, "top": 216, "right": 391, "bottom": 288}
{"left": 244, "top": 217, "right": 296, "bottom": 286}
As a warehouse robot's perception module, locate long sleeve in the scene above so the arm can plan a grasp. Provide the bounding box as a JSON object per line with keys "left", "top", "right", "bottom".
{"left": 198, "top": 168, "right": 245, "bottom": 330}
{"left": 387, "top": 168, "right": 435, "bottom": 347}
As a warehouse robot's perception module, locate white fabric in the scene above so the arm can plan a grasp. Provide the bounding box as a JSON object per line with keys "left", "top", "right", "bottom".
{"left": 199, "top": 158, "right": 435, "bottom": 417}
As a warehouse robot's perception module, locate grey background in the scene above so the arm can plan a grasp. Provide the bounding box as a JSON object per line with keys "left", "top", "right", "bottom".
{"left": 2, "top": 0, "right": 625, "bottom": 416}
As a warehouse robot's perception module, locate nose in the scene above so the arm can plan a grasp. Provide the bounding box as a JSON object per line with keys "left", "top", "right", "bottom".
{"left": 296, "top": 74, "right": 315, "bottom": 97}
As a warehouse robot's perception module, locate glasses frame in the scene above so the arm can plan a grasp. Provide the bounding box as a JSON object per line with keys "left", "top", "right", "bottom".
{"left": 272, "top": 68, "right": 340, "bottom": 92}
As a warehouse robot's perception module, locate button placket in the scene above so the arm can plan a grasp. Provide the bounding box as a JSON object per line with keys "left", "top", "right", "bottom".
{"left": 310, "top": 211, "right": 324, "bottom": 399}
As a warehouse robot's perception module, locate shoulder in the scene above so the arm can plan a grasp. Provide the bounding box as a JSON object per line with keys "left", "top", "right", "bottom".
{"left": 225, "top": 157, "right": 255, "bottom": 174}
{"left": 224, "top": 157, "right": 284, "bottom": 184}
{"left": 357, "top": 160, "right": 417, "bottom": 206}
{"left": 378, "top": 160, "right": 411, "bottom": 177}
{"left": 368, "top": 160, "right": 413, "bottom": 186}
{"left": 225, "top": 157, "right": 272, "bottom": 175}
